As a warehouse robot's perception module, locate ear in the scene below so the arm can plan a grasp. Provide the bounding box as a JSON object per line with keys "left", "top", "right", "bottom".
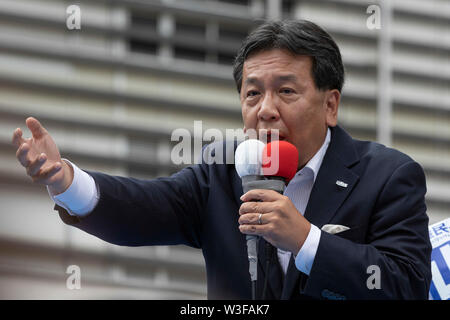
{"left": 324, "top": 89, "right": 340, "bottom": 127}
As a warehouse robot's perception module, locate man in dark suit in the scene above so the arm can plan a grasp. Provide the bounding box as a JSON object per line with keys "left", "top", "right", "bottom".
{"left": 12, "top": 20, "right": 431, "bottom": 299}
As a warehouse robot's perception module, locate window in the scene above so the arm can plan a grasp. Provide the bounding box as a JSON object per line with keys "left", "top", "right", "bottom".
{"left": 219, "top": 24, "right": 249, "bottom": 42}
{"left": 129, "top": 12, "right": 158, "bottom": 55}
{"left": 174, "top": 46, "right": 206, "bottom": 61}
{"left": 176, "top": 19, "right": 206, "bottom": 38}
{"left": 129, "top": 39, "right": 158, "bottom": 55}
{"left": 219, "top": 0, "right": 250, "bottom": 6}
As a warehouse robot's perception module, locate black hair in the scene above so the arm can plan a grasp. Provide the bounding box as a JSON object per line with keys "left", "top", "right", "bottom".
{"left": 233, "top": 19, "right": 345, "bottom": 93}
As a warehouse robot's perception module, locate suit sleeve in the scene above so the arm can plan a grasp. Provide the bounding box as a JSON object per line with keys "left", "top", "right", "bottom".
{"left": 54, "top": 164, "right": 209, "bottom": 248}
{"left": 302, "top": 161, "right": 432, "bottom": 299}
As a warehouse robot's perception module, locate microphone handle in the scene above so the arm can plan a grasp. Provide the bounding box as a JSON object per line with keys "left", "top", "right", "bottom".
{"left": 246, "top": 235, "right": 258, "bottom": 282}
{"left": 241, "top": 175, "right": 286, "bottom": 194}
{"left": 241, "top": 175, "right": 286, "bottom": 299}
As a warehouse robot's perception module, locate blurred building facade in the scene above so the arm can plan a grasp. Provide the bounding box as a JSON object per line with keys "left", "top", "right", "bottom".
{"left": 0, "top": 0, "right": 448, "bottom": 299}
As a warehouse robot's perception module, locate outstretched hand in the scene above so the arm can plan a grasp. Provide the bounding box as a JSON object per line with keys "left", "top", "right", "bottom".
{"left": 12, "top": 117, "right": 73, "bottom": 194}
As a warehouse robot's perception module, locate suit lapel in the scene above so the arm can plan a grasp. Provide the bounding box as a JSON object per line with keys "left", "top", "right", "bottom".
{"left": 304, "top": 126, "right": 360, "bottom": 227}
{"left": 304, "top": 153, "right": 359, "bottom": 226}
{"left": 280, "top": 255, "right": 299, "bottom": 299}
{"left": 281, "top": 125, "right": 360, "bottom": 299}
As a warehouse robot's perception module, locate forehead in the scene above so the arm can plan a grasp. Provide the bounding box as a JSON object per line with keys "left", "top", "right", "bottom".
{"left": 242, "top": 49, "right": 313, "bottom": 81}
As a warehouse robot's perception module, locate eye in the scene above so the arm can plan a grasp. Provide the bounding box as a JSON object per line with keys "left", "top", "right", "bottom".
{"left": 246, "top": 90, "right": 260, "bottom": 98}
{"left": 280, "top": 88, "right": 295, "bottom": 95}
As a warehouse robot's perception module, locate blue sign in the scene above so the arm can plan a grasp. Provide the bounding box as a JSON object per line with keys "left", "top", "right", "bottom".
{"left": 429, "top": 218, "right": 450, "bottom": 300}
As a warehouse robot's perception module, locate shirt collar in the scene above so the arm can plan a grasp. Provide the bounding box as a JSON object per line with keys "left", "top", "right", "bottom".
{"left": 295, "top": 127, "right": 331, "bottom": 182}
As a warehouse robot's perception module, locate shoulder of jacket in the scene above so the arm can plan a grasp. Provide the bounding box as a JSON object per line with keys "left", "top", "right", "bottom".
{"left": 354, "top": 138, "right": 418, "bottom": 171}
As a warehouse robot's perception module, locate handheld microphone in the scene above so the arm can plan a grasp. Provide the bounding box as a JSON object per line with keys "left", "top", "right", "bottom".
{"left": 235, "top": 139, "right": 299, "bottom": 299}
{"left": 235, "top": 139, "right": 265, "bottom": 300}
{"left": 262, "top": 140, "right": 299, "bottom": 181}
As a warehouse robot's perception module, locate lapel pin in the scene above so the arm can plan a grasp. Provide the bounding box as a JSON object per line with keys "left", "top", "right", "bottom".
{"left": 336, "top": 180, "right": 348, "bottom": 188}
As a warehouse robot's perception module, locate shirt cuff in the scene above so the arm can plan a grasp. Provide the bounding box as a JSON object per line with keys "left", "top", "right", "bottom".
{"left": 47, "top": 159, "right": 99, "bottom": 217}
{"left": 294, "top": 224, "right": 321, "bottom": 275}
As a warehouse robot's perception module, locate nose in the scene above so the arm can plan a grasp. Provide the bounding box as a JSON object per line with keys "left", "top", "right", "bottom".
{"left": 257, "top": 93, "right": 280, "bottom": 122}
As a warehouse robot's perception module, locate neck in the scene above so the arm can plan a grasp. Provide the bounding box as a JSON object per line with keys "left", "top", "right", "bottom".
{"left": 297, "top": 127, "right": 328, "bottom": 170}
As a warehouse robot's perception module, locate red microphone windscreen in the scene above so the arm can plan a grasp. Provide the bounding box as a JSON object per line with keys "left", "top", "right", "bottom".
{"left": 262, "top": 141, "right": 299, "bottom": 181}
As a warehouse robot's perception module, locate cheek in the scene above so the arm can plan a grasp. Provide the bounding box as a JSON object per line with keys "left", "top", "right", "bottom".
{"left": 242, "top": 106, "right": 257, "bottom": 128}
{"left": 279, "top": 101, "right": 311, "bottom": 125}
{"left": 280, "top": 103, "right": 323, "bottom": 134}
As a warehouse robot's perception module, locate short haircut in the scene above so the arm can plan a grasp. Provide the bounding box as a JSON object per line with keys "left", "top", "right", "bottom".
{"left": 233, "top": 20, "right": 345, "bottom": 93}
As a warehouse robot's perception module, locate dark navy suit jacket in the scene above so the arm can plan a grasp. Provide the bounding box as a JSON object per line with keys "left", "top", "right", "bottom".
{"left": 55, "top": 125, "right": 432, "bottom": 299}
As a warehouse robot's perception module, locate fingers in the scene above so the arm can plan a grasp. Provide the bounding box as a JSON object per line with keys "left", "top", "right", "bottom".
{"left": 13, "top": 117, "right": 48, "bottom": 147}
{"left": 16, "top": 142, "right": 31, "bottom": 167}
{"left": 238, "top": 220, "right": 271, "bottom": 237}
{"left": 13, "top": 118, "right": 63, "bottom": 186}
{"left": 238, "top": 212, "right": 272, "bottom": 225}
{"left": 26, "top": 117, "right": 48, "bottom": 139}
{"left": 26, "top": 153, "right": 47, "bottom": 177}
{"left": 239, "top": 211, "right": 278, "bottom": 239}
{"left": 31, "top": 161, "right": 62, "bottom": 184}
{"left": 12, "top": 128, "right": 25, "bottom": 148}
{"left": 16, "top": 142, "right": 62, "bottom": 184}
{"left": 238, "top": 212, "right": 259, "bottom": 225}
{"left": 240, "top": 189, "right": 282, "bottom": 202}
{"left": 239, "top": 201, "right": 275, "bottom": 215}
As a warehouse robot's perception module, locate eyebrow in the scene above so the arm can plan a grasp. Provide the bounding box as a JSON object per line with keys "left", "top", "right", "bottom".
{"left": 243, "top": 77, "right": 262, "bottom": 88}
{"left": 243, "top": 75, "right": 298, "bottom": 88}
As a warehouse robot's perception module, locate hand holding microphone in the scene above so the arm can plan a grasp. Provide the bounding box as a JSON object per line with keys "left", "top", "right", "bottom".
{"left": 235, "top": 138, "right": 312, "bottom": 299}
{"left": 239, "top": 187, "right": 311, "bottom": 254}
{"left": 236, "top": 139, "right": 312, "bottom": 255}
